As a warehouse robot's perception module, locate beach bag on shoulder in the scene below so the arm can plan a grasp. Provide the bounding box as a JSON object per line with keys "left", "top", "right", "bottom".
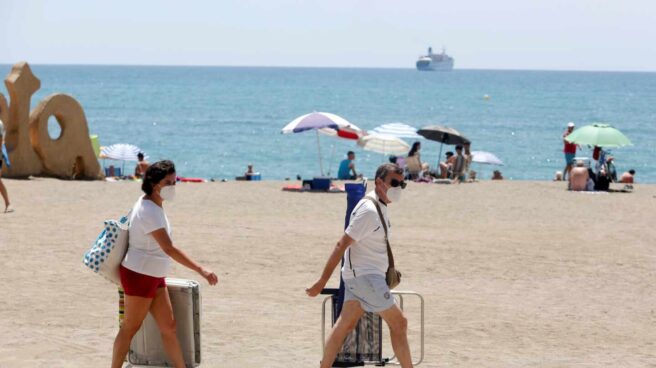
{"left": 83, "top": 212, "right": 130, "bottom": 285}
{"left": 365, "top": 198, "right": 402, "bottom": 289}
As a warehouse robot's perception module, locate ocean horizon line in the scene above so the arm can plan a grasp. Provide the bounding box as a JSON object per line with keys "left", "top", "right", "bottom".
{"left": 1, "top": 62, "right": 654, "bottom": 74}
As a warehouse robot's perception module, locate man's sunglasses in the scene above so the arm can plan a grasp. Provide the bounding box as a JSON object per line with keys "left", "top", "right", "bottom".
{"left": 390, "top": 178, "right": 407, "bottom": 189}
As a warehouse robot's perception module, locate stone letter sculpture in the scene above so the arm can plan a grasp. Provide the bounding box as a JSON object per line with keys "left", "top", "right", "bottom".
{"left": 1, "top": 62, "right": 101, "bottom": 179}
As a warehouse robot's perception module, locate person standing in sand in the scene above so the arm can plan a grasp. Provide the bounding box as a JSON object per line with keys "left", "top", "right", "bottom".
{"left": 134, "top": 152, "right": 150, "bottom": 179}
{"left": 0, "top": 119, "right": 12, "bottom": 213}
{"left": 452, "top": 145, "right": 466, "bottom": 183}
{"left": 111, "top": 160, "right": 218, "bottom": 368}
{"left": 562, "top": 122, "right": 578, "bottom": 180}
{"left": 306, "top": 163, "right": 414, "bottom": 368}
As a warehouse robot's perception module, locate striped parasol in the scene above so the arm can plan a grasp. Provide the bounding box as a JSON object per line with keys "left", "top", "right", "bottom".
{"left": 357, "top": 133, "right": 411, "bottom": 156}
{"left": 100, "top": 144, "right": 147, "bottom": 161}
{"left": 371, "top": 122, "right": 422, "bottom": 139}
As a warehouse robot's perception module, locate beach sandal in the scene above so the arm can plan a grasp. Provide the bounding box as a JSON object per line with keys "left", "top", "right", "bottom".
{"left": 4, "top": 206, "right": 14, "bottom": 213}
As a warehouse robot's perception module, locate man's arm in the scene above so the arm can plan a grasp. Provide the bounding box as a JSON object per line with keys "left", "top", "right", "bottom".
{"left": 306, "top": 233, "right": 355, "bottom": 297}
{"left": 349, "top": 163, "right": 357, "bottom": 177}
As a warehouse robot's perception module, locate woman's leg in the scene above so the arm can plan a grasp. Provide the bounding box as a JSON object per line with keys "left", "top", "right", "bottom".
{"left": 111, "top": 294, "right": 153, "bottom": 368}
{"left": 150, "top": 286, "right": 185, "bottom": 368}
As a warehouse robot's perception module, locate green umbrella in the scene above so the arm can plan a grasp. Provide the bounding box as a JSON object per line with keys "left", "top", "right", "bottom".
{"left": 565, "top": 123, "right": 632, "bottom": 148}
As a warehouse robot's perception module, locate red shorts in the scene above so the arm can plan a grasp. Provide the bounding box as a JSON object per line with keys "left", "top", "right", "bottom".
{"left": 119, "top": 265, "right": 166, "bottom": 298}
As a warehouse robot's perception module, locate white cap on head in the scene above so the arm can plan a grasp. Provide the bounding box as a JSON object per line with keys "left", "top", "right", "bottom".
{"left": 567, "top": 122, "right": 575, "bottom": 128}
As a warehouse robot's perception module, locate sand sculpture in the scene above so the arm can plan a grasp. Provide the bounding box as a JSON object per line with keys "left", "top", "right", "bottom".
{"left": 0, "top": 62, "right": 101, "bottom": 179}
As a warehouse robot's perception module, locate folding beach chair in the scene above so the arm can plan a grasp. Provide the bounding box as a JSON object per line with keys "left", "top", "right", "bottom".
{"left": 320, "top": 288, "right": 425, "bottom": 367}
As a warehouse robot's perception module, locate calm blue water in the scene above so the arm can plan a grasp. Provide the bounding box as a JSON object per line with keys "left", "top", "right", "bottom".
{"left": 2, "top": 65, "right": 655, "bottom": 182}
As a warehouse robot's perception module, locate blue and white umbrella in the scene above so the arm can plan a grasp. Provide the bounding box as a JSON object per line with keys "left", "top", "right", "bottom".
{"left": 371, "top": 122, "right": 423, "bottom": 139}
{"left": 282, "top": 112, "right": 358, "bottom": 175}
{"left": 100, "top": 144, "right": 146, "bottom": 162}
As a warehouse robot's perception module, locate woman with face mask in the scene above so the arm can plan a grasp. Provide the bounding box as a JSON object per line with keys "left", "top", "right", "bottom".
{"left": 111, "top": 160, "right": 218, "bottom": 368}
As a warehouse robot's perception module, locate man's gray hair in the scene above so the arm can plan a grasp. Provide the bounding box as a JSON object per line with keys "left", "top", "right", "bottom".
{"left": 375, "top": 163, "right": 403, "bottom": 181}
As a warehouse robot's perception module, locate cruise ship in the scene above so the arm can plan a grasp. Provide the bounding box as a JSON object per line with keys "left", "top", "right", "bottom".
{"left": 416, "top": 47, "right": 454, "bottom": 71}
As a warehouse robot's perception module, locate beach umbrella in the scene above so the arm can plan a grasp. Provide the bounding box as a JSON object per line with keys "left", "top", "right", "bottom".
{"left": 417, "top": 125, "right": 470, "bottom": 167}
{"left": 371, "top": 122, "right": 423, "bottom": 139}
{"left": 565, "top": 123, "right": 632, "bottom": 148}
{"left": 100, "top": 143, "right": 148, "bottom": 176}
{"left": 100, "top": 144, "right": 146, "bottom": 161}
{"left": 282, "top": 112, "right": 358, "bottom": 175}
{"left": 357, "top": 133, "right": 411, "bottom": 156}
{"left": 318, "top": 120, "right": 363, "bottom": 141}
{"left": 471, "top": 151, "right": 504, "bottom": 165}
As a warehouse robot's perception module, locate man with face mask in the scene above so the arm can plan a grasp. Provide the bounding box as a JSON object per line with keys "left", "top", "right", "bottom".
{"left": 306, "top": 163, "right": 413, "bottom": 368}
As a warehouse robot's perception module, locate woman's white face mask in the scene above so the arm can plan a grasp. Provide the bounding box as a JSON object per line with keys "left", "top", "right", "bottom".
{"left": 160, "top": 185, "right": 176, "bottom": 202}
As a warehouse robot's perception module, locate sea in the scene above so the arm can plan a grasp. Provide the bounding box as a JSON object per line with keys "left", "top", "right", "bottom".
{"left": 2, "top": 64, "right": 655, "bottom": 182}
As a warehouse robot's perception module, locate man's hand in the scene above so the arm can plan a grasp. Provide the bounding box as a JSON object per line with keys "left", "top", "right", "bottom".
{"left": 305, "top": 279, "right": 326, "bottom": 297}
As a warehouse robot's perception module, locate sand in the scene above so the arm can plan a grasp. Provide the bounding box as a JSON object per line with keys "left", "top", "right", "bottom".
{"left": 0, "top": 178, "right": 655, "bottom": 367}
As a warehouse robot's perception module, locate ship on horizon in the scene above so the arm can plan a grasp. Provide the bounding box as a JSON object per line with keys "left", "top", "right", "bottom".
{"left": 416, "top": 47, "right": 454, "bottom": 71}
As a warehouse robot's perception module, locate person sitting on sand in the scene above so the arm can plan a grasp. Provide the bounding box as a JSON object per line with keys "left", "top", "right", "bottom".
{"left": 467, "top": 170, "right": 477, "bottom": 182}
{"left": 0, "top": 119, "right": 13, "bottom": 213}
{"left": 245, "top": 163, "right": 254, "bottom": 176}
{"left": 408, "top": 141, "right": 430, "bottom": 172}
{"left": 569, "top": 160, "right": 589, "bottom": 191}
{"left": 492, "top": 170, "right": 504, "bottom": 180}
{"left": 111, "top": 160, "right": 218, "bottom": 368}
{"left": 134, "top": 152, "right": 149, "bottom": 179}
{"left": 439, "top": 151, "right": 455, "bottom": 179}
{"left": 620, "top": 169, "right": 635, "bottom": 184}
{"left": 553, "top": 171, "right": 563, "bottom": 181}
{"left": 338, "top": 151, "right": 359, "bottom": 180}
{"left": 605, "top": 156, "right": 618, "bottom": 182}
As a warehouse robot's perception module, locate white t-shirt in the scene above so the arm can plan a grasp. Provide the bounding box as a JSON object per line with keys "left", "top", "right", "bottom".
{"left": 121, "top": 196, "right": 171, "bottom": 277}
{"left": 342, "top": 191, "right": 391, "bottom": 279}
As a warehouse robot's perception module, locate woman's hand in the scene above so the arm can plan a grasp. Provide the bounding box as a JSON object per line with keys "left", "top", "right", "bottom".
{"left": 305, "top": 279, "right": 326, "bottom": 297}
{"left": 199, "top": 267, "right": 218, "bottom": 286}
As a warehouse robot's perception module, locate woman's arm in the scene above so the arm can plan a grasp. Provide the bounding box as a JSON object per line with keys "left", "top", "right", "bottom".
{"left": 151, "top": 229, "right": 218, "bottom": 285}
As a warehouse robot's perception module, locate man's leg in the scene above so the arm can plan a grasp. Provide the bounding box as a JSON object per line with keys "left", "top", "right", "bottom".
{"left": 320, "top": 300, "right": 364, "bottom": 368}
{"left": 379, "top": 304, "right": 413, "bottom": 368}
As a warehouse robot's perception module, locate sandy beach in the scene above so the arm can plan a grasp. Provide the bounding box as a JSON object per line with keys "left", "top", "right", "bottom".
{"left": 0, "top": 178, "right": 655, "bottom": 368}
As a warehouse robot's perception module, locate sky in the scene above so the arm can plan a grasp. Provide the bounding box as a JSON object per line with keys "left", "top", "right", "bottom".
{"left": 1, "top": 0, "right": 655, "bottom": 71}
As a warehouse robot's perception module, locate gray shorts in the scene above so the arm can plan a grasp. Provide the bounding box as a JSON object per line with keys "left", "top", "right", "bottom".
{"left": 343, "top": 274, "right": 395, "bottom": 313}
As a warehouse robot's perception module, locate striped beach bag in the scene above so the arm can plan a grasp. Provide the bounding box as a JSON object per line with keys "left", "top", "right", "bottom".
{"left": 83, "top": 212, "right": 130, "bottom": 285}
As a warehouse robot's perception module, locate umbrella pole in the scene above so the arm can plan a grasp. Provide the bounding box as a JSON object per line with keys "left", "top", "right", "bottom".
{"left": 316, "top": 130, "right": 324, "bottom": 176}
{"left": 327, "top": 144, "right": 336, "bottom": 176}
{"left": 436, "top": 143, "right": 444, "bottom": 170}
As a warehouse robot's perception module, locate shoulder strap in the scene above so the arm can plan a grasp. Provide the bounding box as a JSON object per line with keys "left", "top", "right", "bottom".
{"left": 366, "top": 197, "right": 395, "bottom": 269}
